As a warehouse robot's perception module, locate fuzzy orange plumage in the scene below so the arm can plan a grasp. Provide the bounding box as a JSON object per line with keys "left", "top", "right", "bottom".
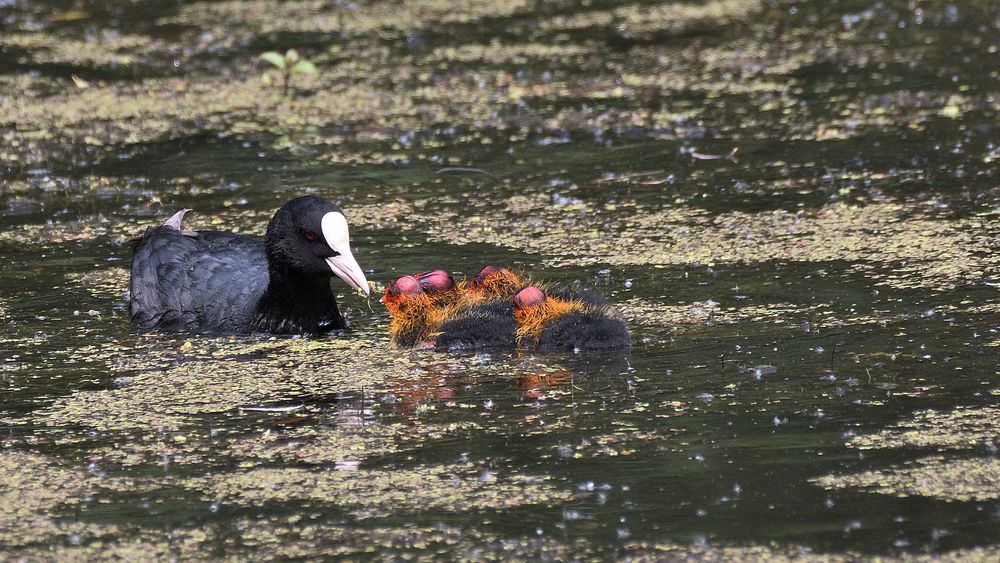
{"left": 467, "top": 264, "right": 525, "bottom": 300}
{"left": 382, "top": 275, "right": 438, "bottom": 346}
{"left": 385, "top": 265, "right": 527, "bottom": 347}
{"left": 511, "top": 286, "right": 586, "bottom": 344}
{"left": 383, "top": 264, "right": 630, "bottom": 351}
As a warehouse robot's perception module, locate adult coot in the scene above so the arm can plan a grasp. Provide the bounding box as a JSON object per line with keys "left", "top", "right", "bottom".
{"left": 129, "top": 195, "right": 370, "bottom": 335}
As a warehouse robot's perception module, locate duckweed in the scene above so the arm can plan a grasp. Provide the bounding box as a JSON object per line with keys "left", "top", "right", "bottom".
{"left": 3, "top": 0, "right": 999, "bottom": 558}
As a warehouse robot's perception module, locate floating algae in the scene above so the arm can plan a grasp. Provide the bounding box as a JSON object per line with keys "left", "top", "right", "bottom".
{"left": 66, "top": 268, "right": 130, "bottom": 300}
{"left": 813, "top": 457, "right": 1000, "bottom": 503}
{"left": 17, "top": 336, "right": 458, "bottom": 434}
{"left": 846, "top": 405, "right": 1000, "bottom": 452}
{"left": 0, "top": 451, "right": 119, "bottom": 548}
{"left": 339, "top": 190, "right": 998, "bottom": 292}
{"left": 164, "top": 0, "right": 533, "bottom": 37}
{"left": 813, "top": 404, "right": 1000, "bottom": 502}
{"left": 539, "top": 0, "right": 763, "bottom": 39}
{"left": 182, "top": 463, "right": 573, "bottom": 520}
{"left": 84, "top": 418, "right": 484, "bottom": 470}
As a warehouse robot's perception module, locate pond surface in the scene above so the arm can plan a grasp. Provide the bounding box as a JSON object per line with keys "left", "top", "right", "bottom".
{"left": 1, "top": 0, "right": 998, "bottom": 559}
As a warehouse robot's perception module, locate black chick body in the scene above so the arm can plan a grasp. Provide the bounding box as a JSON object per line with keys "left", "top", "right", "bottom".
{"left": 433, "top": 285, "right": 614, "bottom": 351}
{"left": 534, "top": 309, "right": 632, "bottom": 351}
{"left": 129, "top": 195, "right": 369, "bottom": 335}
{"left": 512, "top": 286, "right": 631, "bottom": 352}
{"left": 433, "top": 299, "right": 518, "bottom": 351}
{"left": 432, "top": 264, "right": 523, "bottom": 351}
{"left": 382, "top": 264, "right": 631, "bottom": 352}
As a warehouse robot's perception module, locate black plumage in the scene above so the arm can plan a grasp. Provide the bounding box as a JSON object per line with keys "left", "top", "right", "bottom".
{"left": 535, "top": 310, "right": 632, "bottom": 351}
{"left": 129, "top": 195, "right": 369, "bottom": 335}
{"left": 510, "top": 285, "right": 631, "bottom": 352}
{"left": 433, "top": 300, "right": 518, "bottom": 351}
{"left": 547, "top": 285, "right": 606, "bottom": 306}
{"left": 381, "top": 264, "right": 632, "bottom": 352}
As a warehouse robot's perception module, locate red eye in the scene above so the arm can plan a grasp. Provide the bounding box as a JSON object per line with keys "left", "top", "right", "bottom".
{"left": 303, "top": 231, "right": 318, "bottom": 241}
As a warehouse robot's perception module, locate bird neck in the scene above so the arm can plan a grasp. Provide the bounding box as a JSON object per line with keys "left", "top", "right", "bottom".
{"left": 257, "top": 269, "right": 344, "bottom": 334}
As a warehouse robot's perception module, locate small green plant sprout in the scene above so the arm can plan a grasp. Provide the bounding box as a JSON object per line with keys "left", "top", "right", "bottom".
{"left": 259, "top": 49, "right": 317, "bottom": 98}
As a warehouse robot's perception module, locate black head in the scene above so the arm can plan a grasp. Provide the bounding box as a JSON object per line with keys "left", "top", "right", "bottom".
{"left": 264, "top": 195, "right": 369, "bottom": 294}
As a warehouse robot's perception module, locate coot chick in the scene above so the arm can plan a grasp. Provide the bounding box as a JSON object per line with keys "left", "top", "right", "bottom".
{"left": 469, "top": 263, "right": 604, "bottom": 306}
{"left": 417, "top": 269, "right": 463, "bottom": 306}
{"left": 432, "top": 264, "right": 522, "bottom": 350}
{"left": 433, "top": 298, "right": 518, "bottom": 351}
{"left": 512, "top": 286, "right": 631, "bottom": 351}
{"left": 384, "top": 264, "right": 627, "bottom": 351}
{"left": 383, "top": 274, "right": 437, "bottom": 347}
{"left": 129, "top": 195, "right": 370, "bottom": 335}
{"left": 383, "top": 268, "right": 518, "bottom": 350}
{"left": 384, "top": 269, "right": 490, "bottom": 347}
{"left": 466, "top": 263, "right": 524, "bottom": 300}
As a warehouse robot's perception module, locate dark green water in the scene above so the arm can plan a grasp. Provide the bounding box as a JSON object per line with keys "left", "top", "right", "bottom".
{"left": 1, "top": 0, "right": 998, "bottom": 559}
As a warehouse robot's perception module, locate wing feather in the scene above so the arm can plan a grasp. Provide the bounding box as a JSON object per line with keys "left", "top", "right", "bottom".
{"left": 130, "top": 227, "right": 269, "bottom": 333}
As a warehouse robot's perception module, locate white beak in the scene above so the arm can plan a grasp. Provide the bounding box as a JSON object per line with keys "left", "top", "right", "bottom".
{"left": 321, "top": 211, "right": 370, "bottom": 295}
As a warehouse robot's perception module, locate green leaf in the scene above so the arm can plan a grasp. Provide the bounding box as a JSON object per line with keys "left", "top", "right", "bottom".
{"left": 290, "top": 60, "right": 317, "bottom": 75}
{"left": 284, "top": 49, "right": 299, "bottom": 64}
{"left": 259, "top": 51, "right": 286, "bottom": 69}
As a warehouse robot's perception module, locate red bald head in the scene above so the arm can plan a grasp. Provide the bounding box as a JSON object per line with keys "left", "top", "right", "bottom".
{"left": 472, "top": 264, "right": 505, "bottom": 288}
{"left": 468, "top": 263, "right": 524, "bottom": 299}
{"left": 512, "top": 286, "right": 546, "bottom": 310}
{"left": 387, "top": 275, "right": 423, "bottom": 298}
{"left": 417, "top": 269, "right": 455, "bottom": 294}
